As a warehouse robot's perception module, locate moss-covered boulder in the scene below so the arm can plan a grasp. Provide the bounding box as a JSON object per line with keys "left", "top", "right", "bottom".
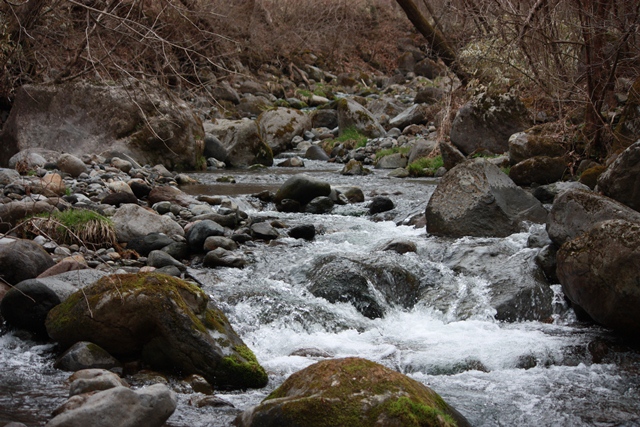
{"left": 45, "top": 273, "right": 268, "bottom": 390}
{"left": 508, "top": 123, "right": 567, "bottom": 165}
{"left": 336, "top": 98, "right": 386, "bottom": 138}
{"left": 235, "top": 357, "right": 470, "bottom": 427}
{"left": 508, "top": 156, "right": 567, "bottom": 186}
{"left": 205, "top": 118, "right": 273, "bottom": 167}
{"left": 257, "top": 108, "right": 311, "bottom": 155}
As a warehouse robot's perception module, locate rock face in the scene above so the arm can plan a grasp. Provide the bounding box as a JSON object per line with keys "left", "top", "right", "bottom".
{"left": 0, "top": 83, "right": 205, "bottom": 170}
{"left": 425, "top": 159, "right": 547, "bottom": 238}
{"left": 257, "top": 108, "right": 311, "bottom": 155}
{"left": 336, "top": 98, "right": 386, "bottom": 138}
{"left": 45, "top": 273, "right": 268, "bottom": 390}
{"left": 546, "top": 188, "right": 640, "bottom": 246}
{"left": 450, "top": 92, "right": 531, "bottom": 155}
{"left": 597, "top": 139, "right": 640, "bottom": 212}
{"left": 235, "top": 357, "right": 469, "bottom": 427}
{"left": 205, "top": 118, "right": 273, "bottom": 167}
{"left": 0, "top": 239, "right": 55, "bottom": 285}
{"left": 45, "top": 384, "right": 176, "bottom": 427}
{"left": 112, "top": 204, "right": 184, "bottom": 243}
{"left": 557, "top": 220, "right": 640, "bottom": 334}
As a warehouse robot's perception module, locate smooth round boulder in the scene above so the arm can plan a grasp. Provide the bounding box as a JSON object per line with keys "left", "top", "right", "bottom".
{"left": 0, "top": 239, "right": 55, "bottom": 285}
{"left": 288, "top": 224, "right": 316, "bottom": 241}
{"left": 110, "top": 157, "right": 133, "bottom": 173}
{"left": 126, "top": 233, "right": 174, "bottom": 257}
{"left": 250, "top": 222, "right": 279, "bottom": 241}
{"left": 147, "top": 185, "right": 198, "bottom": 207}
{"left": 274, "top": 174, "right": 331, "bottom": 206}
{"left": 0, "top": 279, "right": 61, "bottom": 337}
{"left": 55, "top": 342, "right": 123, "bottom": 373}
{"left": 203, "top": 236, "right": 238, "bottom": 252}
{"left": 304, "top": 196, "right": 334, "bottom": 214}
{"left": 146, "top": 250, "right": 185, "bottom": 271}
{"left": 68, "top": 369, "right": 128, "bottom": 397}
{"left": 203, "top": 134, "right": 229, "bottom": 163}
{"left": 101, "top": 192, "right": 139, "bottom": 207}
{"left": 369, "top": 196, "right": 394, "bottom": 214}
{"left": 57, "top": 153, "right": 87, "bottom": 178}
{"left": 304, "top": 145, "right": 330, "bottom": 161}
{"left": 557, "top": 220, "right": 640, "bottom": 335}
{"left": 112, "top": 204, "right": 184, "bottom": 243}
{"left": 186, "top": 220, "right": 225, "bottom": 251}
{"left": 235, "top": 357, "right": 470, "bottom": 427}
{"left": 203, "top": 248, "right": 248, "bottom": 269}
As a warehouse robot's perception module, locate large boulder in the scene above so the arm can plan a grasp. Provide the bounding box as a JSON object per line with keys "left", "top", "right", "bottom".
{"left": 235, "top": 357, "right": 470, "bottom": 427}
{"left": 45, "top": 273, "right": 268, "bottom": 390}
{"left": 425, "top": 159, "right": 547, "bottom": 238}
{"left": 46, "top": 384, "right": 176, "bottom": 427}
{"left": 508, "top": 123, "right": 567, "bottom": 165}
{"left": 147, "top": 185, "right": 198, "bottom": 207}
{"left": 205, "top": 118, "right": 273, "bottom": 167}
{"left": 439, "top": 142, "right": 466, "bottom": 170}
{"left": 257, "top": 108, "right": 311, "bottom": 155}
{"left": 0, "top": 239, "right": 55, "bottom": 285}
{"left": 336, "top": 98, "right": 386, "bottom": 138}
{"left": 508, "top": 156, "right": 567, "bottom": 186}
{"left": 0, "top": 82, "right": 205, "bottom": 170}
{"left": 274, "top": 174, "right": 331, "bottom": 206}
{"left": 112, "top": 204, "right": 184, "bottom": 243}
{"left": 450, "top": 92, "right": 531, "bottom": 155}
{"left": 546, "top": 188, "right": 640, "bottom": 246}
{"left": 388, "top": 104, "right": 429, "bottom": 130}
{"left": 597, "top": 139, "right": 640, "bottom": 212}
{"left": 0, "top": 279, "right": 61, "bottom": 337}
{"left": 557, "top": 220, "right": 640, "bottom": 335}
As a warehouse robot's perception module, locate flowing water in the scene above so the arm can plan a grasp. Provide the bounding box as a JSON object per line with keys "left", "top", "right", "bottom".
{"left": 1, "top": 160, "right": 640, "bottom": 426}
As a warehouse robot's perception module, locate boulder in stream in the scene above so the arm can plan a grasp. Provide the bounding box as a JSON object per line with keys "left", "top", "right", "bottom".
{"left": 274, "top": 174, "right": 331, "bottom": 206}
{"left": 235, "top": 357, "right": 470, "bottom": 427}
{"left": 45, "top": 273, "right": 268, "bottom": 390}
{"left": 425, "top": 159, "right": 547, "bottom": 238}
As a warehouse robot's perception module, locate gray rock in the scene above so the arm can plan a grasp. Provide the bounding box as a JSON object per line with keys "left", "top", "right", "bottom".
{"left": 408, "top": 138, "right": 437, "bottom": 164}
{"left": 450, "top": 92, "right": 531, "bottom": 155}
{"left": 426, "top": 159, "right": 547, "bottom": 238}
{"left": 257, "top": 108, "right": 311, "bottom": 155}
{"left": 508, "top": 130, "right": 566, "bottom": 165}
{"left": 0, "top": 239, "right": 55, "bottom": 285}
{"left": 336, "top": 98, "right": 385, "bottom": 138}
{"left": 46, "top": 384, "right": 176, "bottom": 427}
{"left": 276, "top": 157, "right": 305, "bottom": 167}
{"left": 597, "top": 139, "right": 640, "bottom": 212}
{"left": 439, "top": 142, "right": 466, "bottom": 170}
{"left": 388, "top": 104, "right": 429, "bottom": 130}
{"left": 126, "top": 233, "right": 174, "bottom": 257}
{"left": 531, "top": 181, "right": 591, "bottom": 204}
{"left": 334, "top": 186, "right": 365, "bottom": 203}
{"left": 509, "top": 156, "right": 567, "bottom": 186}
{"left": 55, "top": 344, "right": 122, "bottom": 373}
{"left": 380, "top": 238, "right": 417, "bottom": 254}
{"left": 205, "top": 118, "right": 273, "bottom": 167}
{"left": 546, "top": 188, "right": 640, "bottom": 246}
{"left": 203, "top": 134, "right": 228, "bottom": 164}
{"left": 0, "top": 167, "right": 21, "bottom": 185}
{"left": 304, "top": 145, "right": 330, "bottom": 161}
{"left": 68, "top": 369, "right": 128, "bottom": 396}
{"left": 304, "top": 196, "right": 334, "bottom": 214}
{"left": 57, "top": 153, "right": 87, "bottom": 178}
{"left": 112, "top": 204, "right": 184, "bottom": 243}
{"left": 212, "top": 81, "right": 240, "bottom": 104}
{"left": 110, "top": 157, "right": 132, "bottom": 173}
{"left": 368, "top": 196, "right": 394, "bottom": 214}
{"left": 203, "top": 248, "right": 248, "bottom": 269}
{"left": 557, "top": 220, "right": 640, "bottom": 334}
{"left": 186, "top": 220, "right": 225, "bottom": 251}
{"left": 340, "top": 159, "right": 369, "bottom": 176}
{"left": 375, "top": 153, "right": 408, "bottom": 169}
{"left": 203, "top": 236, "right": 238, "bottom": 252}
{"left": 387, "top": 168, "right": 410, "bottom": 178}
{"left": 147, "top": 250, "right": 185, "bottom": 271}
{"left": 274, "top": 174, "right": 331, "bottom": 205}
{"left": 0, "top": 279, "right": 60, "bottom": 337}
{"left": 414, "top": 86, "right": 445, "bottom": 103}
{"left": 311, "top": 109, "right": 338, "bottom": 129}
{"left": 250, "top": 222, "right": 279, "bottom": 241}
{"left": 0, "top": 200, "right": 57, "bottom": 226}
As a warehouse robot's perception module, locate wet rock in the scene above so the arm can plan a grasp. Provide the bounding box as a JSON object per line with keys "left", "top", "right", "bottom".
{"left": 508, "top": 156, "right": 567, "bottom": 186}
{"left": 336, "top": 98, "right": 386, "bottom": 138}
{"left": 57, "top": 153, "right": 87, "bottom": 178}
{"left": 288, "top": 224, "right": 316, "bottom": 241}
{"left": 380, "top": 238, "right": 417, "bottom": 254}
{"left": 304, "top": 145, "right": 330, "bottom": 161}
{"left": 304, "top": 196, "right": 334, "bottom": 214}
{"left": 126, "top": 233, "right": 174, "bottom": 257}
{"left": 546, "top": 188, "right": 640, "bottom": 246}
{"left": 0, "top": 239, "right": 55, "bottom": 285}
{"left": 340, "top": 159, "right": 370, "bottom": 176}
{"left": 274, "top": 174, "right": 331, "bottom": 206}
{"left": 46, "top": 273, "right": 268, "bottom": 389}
{"left": 46, "top": 384, "right": 176, "bottom": 427}
{"left": 276, "top": 199, "right": 302, "bottom": 213}
{"left": 450, "top": 92, "right": 531, "bottom": 155}
{"left": 250, "top": 222, "right": 279, "bottom": 241}
{"left": 190, "top": 395, "right": 234, "bottom": 409}
{"left": 128, "top": 180, "right": 152, "bottom": 199}
{"left": 0, "top": 279, "right": 60, "bottom": 337}
{"left": 276, "top": 156, "right": 305, "bottom": 167}
{"left": 334, "top": 186, "right": 365, "bottom": 203}
{"left": 68, "top": 369, "right": 128, "bottom": 396}
{"left": 425, "top": 159, "right": 547, "bottom": 238}
{"left": 146, "top": 250, "right": 185, "bottom": 271}
{"left": 205, "top": 118, "right": 273, "bottom": 167}
{"left": 55, "top": 342, "right": 123, "bottom": 373}
{"left": 597, "top": 140, "right": 640, "bottom": 212}
{"left": 557, "top": 220, "right": 640, "bottom": 335}
{"left": 203, "top": 248, "right": 248, "bottom": 269}
{"left": 203, "top": 134, "right": 229, "bottom": 164}
{"left": 257, "top": 108, "right": 311, "bottom": 155}
{"left": 112, "top": 204, "right": 184, "bottom": 243}
{"left": 369, "top": 196, "right": 394, "bottom": 214}
{"left": 203, "top": 236, "right": 238, "bottom": 252}
{"left": 186, "top": 220, "right": 225, "bottom": 251}
{"left": 235, "top": 357, "right": 469, "bottom": 427}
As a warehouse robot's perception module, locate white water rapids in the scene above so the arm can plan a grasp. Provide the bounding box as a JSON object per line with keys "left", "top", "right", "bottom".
{"left": 1, "top": 162, "right": 639, "bottom": 426}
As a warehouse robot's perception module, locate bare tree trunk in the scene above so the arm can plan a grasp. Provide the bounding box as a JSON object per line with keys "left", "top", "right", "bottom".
{"left": 395, "top": 0, "right": 470, "bottom": 84}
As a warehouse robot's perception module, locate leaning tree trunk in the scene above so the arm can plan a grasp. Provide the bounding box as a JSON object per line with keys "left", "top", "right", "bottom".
{"left": 395, "top": 0, "right": 470, "bottom": 85}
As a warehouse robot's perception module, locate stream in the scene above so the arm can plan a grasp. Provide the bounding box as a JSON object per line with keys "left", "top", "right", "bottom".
{"left": 1, "top": 160, "right": 640, "bottom": 426}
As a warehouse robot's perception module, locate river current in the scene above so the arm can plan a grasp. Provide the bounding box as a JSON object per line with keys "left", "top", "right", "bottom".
{"left": 1, "top": 160, "right": 639, "bottom": 426}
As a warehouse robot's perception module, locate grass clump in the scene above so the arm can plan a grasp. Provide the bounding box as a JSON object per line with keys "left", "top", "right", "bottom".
{"left": 321, "top": 127, "right": 369, "bottom": 153}
{"left": 22, "top": 209, "right": 117, "bottom": 249}
{"left": 375, "top": 146, "right": 411, "bottom": 160}
{"left": 407, "top": 155, "right": 443, "bottom": 177}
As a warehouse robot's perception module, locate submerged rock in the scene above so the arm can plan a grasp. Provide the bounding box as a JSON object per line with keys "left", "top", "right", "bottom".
{"left": 235, "top": 357, "right": 469, "bottom": 427}
{"left": 45, "top": 273, "right": 268, "bottom": 390}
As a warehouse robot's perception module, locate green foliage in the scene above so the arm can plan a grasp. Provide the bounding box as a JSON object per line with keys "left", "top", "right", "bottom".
{"left": 375, "top": 146, "right": 411, "bottom": 160}
{"left": 407, "top": 155, "right": 444, "bottom": 177}
{"left": 24, "top": 209, "right": 117, "bottom": 249}
{"left": 322, "top": 126, "right": 369, "bottom": 152}
{"left": 500, "top": 166, "right": 511, "bottom": 175}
